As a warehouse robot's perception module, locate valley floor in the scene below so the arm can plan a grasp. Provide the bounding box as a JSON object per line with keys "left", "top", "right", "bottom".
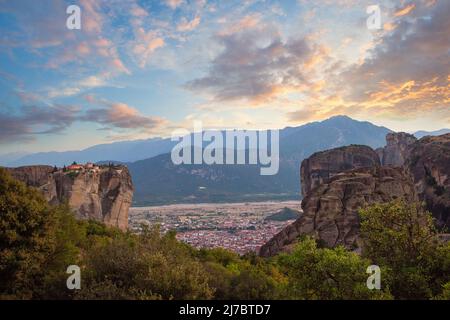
{"left": 129, "top": 201, "right": 301, "bottom": 254}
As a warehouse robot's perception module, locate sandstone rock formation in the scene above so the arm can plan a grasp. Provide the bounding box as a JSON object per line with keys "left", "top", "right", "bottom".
{"left": 260, "top": 166, "right": 417, "bottom": 257}
{"left": 378, "top": 132, "right": 417, "bottom": 166}
{"left": 300, "top": 145, "right": 380, "bottom": 198}
{"left": 7, "top": 165, "right": 133, "bottom": 231}
{"left": 6, "top": 165, "right": 58, "bottom": 202}
{"left": 405, "top": 134, "right": 450, "bottom": 228}
{"left": 260, "top": 132, "right": 450, "bottom": 257}
{"left": 377, "top": 132, "right": 450, "bottom": 227}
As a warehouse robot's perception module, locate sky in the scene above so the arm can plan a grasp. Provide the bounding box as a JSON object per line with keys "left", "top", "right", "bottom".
{"left": 0, "top": 0, "right": 448, "bottom": 154}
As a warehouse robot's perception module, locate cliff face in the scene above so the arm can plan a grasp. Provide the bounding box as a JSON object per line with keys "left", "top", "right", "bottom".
{"left": 379, "top": 132, "right": 417, "bottom": 166}
{"left": 406, "top": 134, "right": 450, "bottom": 228}
{"left": 300, "top": 145, "right": 380, "bottom": 198}
{"left": 6, "top": 165, "right": 58, "bottom": 202}
{"left": 7, "top": 165, "right": 133, "bottom": 230}
{"left": 378, "top": 132, "right": 450, "bottom": 227}
{"left": 261, "top": 132, "right": 450, "bottom": 257}
{"left": 260, "top": 166, "right": 417, "bottom": 257}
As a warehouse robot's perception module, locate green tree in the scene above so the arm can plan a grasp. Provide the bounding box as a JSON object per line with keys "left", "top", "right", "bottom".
{"left": 37, "top": 204, "right": 86, "bottom": 299}
{"left": 3, "top": 166, "right": 447, "bottom": 300}
{"left": 79, "top": 226, "right": 214, "bottom": 299}
{"left": 359, "top": 200, "right": 450, "bottom": 299}
{"left": 433, "top": 282, "right": 450, "bottom": 300}
{"left": 0, "top": 168, "right": 57, "bottom": 298}
{"left": 277, "top": 237, "right": 392, "bottom": 300}
{"left": 196, "top": 247, "right": 285, "bottom": 299}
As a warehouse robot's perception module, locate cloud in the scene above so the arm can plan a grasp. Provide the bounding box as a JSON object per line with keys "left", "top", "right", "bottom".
{"left": 0, "top": 99, "right": 167, "bottom": 143}
{"left": 218, "top": 14, "right": 261, "bottom": 36}
{"left": 0, "top": 104, "right": 80, "bottom": 143}
{"left": 79, "top": 0, "right": 104, "bottom": 34}
{"left": 83, "top": 102, "right": 167, "bottom": 132}
{"left": 186, "top": 21, "right": 323, "bottom": 104}
{"left": 286, "top": 108, "right": 319, "bottom": 123}
{"left": 0, "top": 0, "right": 131, "bottom": 77}
{"left": 16, "top": 91, "right": 42, "bottom": 103}
{"left": 383, "top": 22, "right": 397, "bottom": 31}
{"left": 0, "top": 0, "right": 68, "bottom": 50}
{"left": 76, "top": 42, "right": 91, "bottom": 55}
{"left": 45, "top": 35, "right": 130, "bottom": 75}
{"left": 177, "top": 16, "right": 201, "bottom": 32}
{"left": 131, "top": 28, "right": 165, "bottom": 68}
{"left": 0, "top": 116, "right": 34, "bottom": 143}
{"left": 78, "top": 76, "right": 107, "bottom": 88}
{"left": 1, "top": 0, "right": 448, "bottom": 144}
{"left": 319, "top": 0, "right": 450, "bottom": 122}
{"left": 47, "top": 87, "right": 81, "bottom": 99}
{"left": 394, "top": 3, "right": 416, "bottom": 17}
{"left": 165, "top": 0, "right": 184, "bottom": 10}
{"left": 130, "top": 4, "right": 149, "bottom": 17}
{"left": 46, "top": 75, "right": 108, "bottom": 98}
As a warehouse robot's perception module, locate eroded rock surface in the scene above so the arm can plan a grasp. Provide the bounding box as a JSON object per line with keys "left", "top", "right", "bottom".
{"left": 7, "top": 165, "right": 133, "bottom": 230}
{"left": 379, "top": 132, "right": 417, "bottom": 166}
{"left": 300, "top": 145, "right": 380, "bottom": 198}
{"left": 406, "top": 134, "right": 450, "bottom": 228}
{"left": 260, "top": 166, "right": 417, "bottom": 257}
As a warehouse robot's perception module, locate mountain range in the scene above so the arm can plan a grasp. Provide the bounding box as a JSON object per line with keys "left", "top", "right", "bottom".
{"left": 413, "top": 129, "right": 450, "bottom": 139}
{"left": 128, "top": 116, "right": 393, "bottom": 205}
{"left": 2, "top": 115, "right": 449, "bottom": 205}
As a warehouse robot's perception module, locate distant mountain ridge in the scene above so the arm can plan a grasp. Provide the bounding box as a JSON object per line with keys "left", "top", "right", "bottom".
{"left": 2, "top": 116, "right": 395, "bottom": 205}
{"left": 414, "top": 129, "right": 450, "bottom": 139}
{"left": 128, "top": 116, "right": 393, "bottom": 205}
{"left": 3, "top": 137, "right": 176, "bottom": 167}
{"left": 5, "top": 116, "right": 448, "bottom": 169}
{"left": 3, "top": 115, "right": 390, "bottom": 167}
{"left": 11, "top": 116, "right": 450, "bottom": 205}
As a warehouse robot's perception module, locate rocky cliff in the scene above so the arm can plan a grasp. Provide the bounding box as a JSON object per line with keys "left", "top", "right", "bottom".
{"left": 405, "top": 134, "right": 450, "bottom": 228}
{"left": 377, "top": 132, "right": 450, "bottom": 227}
{"left": 300, "top": 145, "right": 380, "bottom": 198}
{"left": 378, "top": 132, "right": 417, "bottom": 166}
{"left": 260, "top": 166, "right": 417, "bottom": 257}
{"left": 261, "top": 132, "right": 450, "bottom": 257}
{"left": 6, "top": 165, "right": 133, "bottom": 230}
{"left": 6, "top": 165, "right": 58, "bottom": 202}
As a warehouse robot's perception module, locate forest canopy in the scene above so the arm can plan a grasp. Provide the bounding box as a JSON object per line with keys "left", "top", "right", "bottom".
{"left": 0, "top": 168, "right": 449, "bottom": 300}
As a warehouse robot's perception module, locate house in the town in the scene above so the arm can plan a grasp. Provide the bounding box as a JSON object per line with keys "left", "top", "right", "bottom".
{"left": 67, "top": 164, "right": 83, "bottom": 171}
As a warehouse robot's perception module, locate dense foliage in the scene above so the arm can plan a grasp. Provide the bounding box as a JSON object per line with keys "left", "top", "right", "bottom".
{"left": 0, "top": 168, "right": 449, "bottom": 300}
{"left": 359, "top": 201, "right": 450, "bottom": 299}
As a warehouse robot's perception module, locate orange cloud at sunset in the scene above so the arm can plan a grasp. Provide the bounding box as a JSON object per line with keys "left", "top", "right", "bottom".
{"left": 394, "top": 4, "right": 416, "bottom": 17}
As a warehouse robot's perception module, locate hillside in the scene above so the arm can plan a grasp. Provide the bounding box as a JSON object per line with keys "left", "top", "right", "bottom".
{"left": 265, "top": 207, "right": 301, "bottom": 221}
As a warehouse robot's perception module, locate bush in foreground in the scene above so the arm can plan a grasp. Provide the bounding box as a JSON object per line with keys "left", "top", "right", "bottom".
{"left": 1, "top": 168, "right": 449, "bottom": 300}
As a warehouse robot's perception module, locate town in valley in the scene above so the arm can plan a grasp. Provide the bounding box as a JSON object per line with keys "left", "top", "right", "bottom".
{"left": 129, "top": 201, "right": 301, "bottom": 255}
